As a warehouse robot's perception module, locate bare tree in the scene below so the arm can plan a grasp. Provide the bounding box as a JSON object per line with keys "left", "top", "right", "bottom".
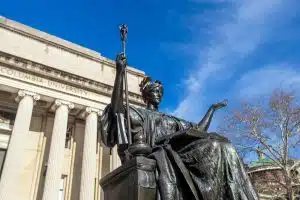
{"left": 219, "top": 89, "right": 300, "bottom": 200}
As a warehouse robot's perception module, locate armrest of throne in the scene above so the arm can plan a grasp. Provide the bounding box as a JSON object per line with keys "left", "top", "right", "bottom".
{"left": 100, "top": 156, "right": 157, "bottom": 200}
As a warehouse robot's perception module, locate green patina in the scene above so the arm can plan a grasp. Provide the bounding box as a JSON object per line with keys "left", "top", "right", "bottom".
{"left": 250, "top": 157, "right": 274, "bottom": 167}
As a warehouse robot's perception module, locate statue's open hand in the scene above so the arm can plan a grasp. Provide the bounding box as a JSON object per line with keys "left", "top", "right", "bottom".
{"left": 213, "top": 99, "right": 228, "bottom": 110}
{"left": 116, "top": 53, "right": 127, "bottom": 72}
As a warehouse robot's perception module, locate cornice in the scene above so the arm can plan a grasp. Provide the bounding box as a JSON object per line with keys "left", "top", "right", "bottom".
{"left": 0, "top": 51, "right": 145, "bottom": 106}
{"left": 247, "top": 166, "right": 281, "bottom": 174}
{"left": 0, "top": 16, "right": 144, "bottom": 77}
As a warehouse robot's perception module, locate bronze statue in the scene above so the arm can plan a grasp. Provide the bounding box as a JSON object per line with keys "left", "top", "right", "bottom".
{"left": 99, "top": 25, "right": 258, "bottom": 200}
{"left": 99, "top": 54, "right": 258, "bottom": 200}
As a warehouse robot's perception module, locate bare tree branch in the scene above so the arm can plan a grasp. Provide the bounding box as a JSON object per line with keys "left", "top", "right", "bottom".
{"left": 219, "top": 88, "right": 300, "bottom": 199}
{"left": 290, "top": 160, "right": 300, "bottom": 171}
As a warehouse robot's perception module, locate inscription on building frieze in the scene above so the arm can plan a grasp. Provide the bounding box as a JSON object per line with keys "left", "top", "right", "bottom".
{"left": 0, "top": 53, "right": 144, "bottom": 105}
{"left": 0, "top": 65, "right": 89, "bottom": 97}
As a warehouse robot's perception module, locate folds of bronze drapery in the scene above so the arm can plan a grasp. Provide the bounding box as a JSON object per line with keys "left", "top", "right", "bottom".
{"left": 149, "top": 132, "right": 258, "bottom": 200}
{"left": 99, "top": 105, "right": 258, "bottom": 200}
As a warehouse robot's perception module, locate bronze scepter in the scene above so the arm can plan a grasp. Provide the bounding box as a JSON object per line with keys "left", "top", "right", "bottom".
{"left": 119, "top": 24, "right": 132, "bottom": 145}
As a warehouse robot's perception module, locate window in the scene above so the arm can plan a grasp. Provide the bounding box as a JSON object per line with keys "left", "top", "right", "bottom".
{"left": 65, "top": 125, "right": 73, "bottom": 149}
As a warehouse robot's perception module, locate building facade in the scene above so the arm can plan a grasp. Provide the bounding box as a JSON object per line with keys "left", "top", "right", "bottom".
{"left": 0, "top": 16, "right": 145, "bottom": 200}
{"left": 248, "top": 155, "right": 300, "bottom": 199}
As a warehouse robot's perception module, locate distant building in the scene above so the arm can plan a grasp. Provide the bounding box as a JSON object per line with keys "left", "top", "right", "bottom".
{"left": 247, "top": 152, "right": 300, "bottom": 199}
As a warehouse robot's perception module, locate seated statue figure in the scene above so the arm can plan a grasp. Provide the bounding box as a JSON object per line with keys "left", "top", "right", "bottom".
{"left": 99, "top": 53, "right": 258, "bottom": 200}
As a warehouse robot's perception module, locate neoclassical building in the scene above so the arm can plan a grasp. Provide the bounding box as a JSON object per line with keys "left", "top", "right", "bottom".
{"left": 0, "top": 16, "right": 146, "bottom": 200}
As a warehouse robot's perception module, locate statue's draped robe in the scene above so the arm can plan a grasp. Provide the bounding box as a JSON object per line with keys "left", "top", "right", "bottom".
{"left": 100, "top": 105, "right": 258, "bottom": 200}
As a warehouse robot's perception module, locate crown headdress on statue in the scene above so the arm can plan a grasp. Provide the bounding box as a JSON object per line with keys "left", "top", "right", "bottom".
{"left": 139, "top": 76, "right": 152, "bottom": 92}
{"left": 139, "top": 76, "right": 163, "bottom": 103}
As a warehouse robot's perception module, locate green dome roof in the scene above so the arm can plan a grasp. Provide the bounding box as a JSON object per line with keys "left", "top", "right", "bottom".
{"left": 250, "top": 158, "right": 274, "bottom": 167}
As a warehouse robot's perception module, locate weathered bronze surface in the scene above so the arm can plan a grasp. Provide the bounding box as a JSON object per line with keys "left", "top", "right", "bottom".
{"left": 99, "top": 52, "right": 259, "bottom": 199}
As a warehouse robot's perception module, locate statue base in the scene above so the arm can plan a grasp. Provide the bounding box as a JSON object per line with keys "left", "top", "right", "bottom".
{"left": 100, "top": 156, "right": 157, "bottom": 200}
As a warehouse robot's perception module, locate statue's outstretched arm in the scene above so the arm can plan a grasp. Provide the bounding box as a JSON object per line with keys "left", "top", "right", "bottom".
{"left": 111, "top": 53, "right": 127, "bottom": 114}
{"left": 197, "top": 100, "right": 228, "bottom": 132}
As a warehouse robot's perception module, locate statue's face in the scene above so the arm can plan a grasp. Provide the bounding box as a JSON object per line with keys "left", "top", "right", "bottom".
{"left": 147, "top": 85, "right": 163, "bottom": 106}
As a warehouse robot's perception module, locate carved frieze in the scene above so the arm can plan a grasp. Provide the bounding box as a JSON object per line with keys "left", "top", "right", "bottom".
{"left": 0, "top": 51, "right": 145, "bottom": 105}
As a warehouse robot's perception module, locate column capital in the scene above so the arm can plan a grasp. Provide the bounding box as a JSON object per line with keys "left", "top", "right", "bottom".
{"left": 86, "top": 107, "right": 101, "bottom": 115}
{"left": 15, "top": 90, "right": 40, "bottom": 102}
{"left": 51, "top": 99, "right": 74, "bottom": 111}
{"left": 82, "top": 107, "right": 101, "bottom": 118}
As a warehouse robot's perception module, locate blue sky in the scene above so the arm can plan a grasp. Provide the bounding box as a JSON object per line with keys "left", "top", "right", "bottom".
{"left": 1, "top": 0, "right": 300, "bottom": 129}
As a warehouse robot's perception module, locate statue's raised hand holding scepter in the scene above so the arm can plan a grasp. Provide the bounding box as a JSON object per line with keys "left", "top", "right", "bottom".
{"left": 119, "top": 24, "right": 132, "bottom": 146}
{"left": 117, "top": 24, "right": 152, "bottom": 156}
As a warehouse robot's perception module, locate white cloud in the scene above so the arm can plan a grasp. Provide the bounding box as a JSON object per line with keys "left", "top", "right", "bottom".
{"left": 235, "top": 65, "right": 300, "bottom": 98}
{"left": 172, "top": 0, "right": 293, "bottom": 122}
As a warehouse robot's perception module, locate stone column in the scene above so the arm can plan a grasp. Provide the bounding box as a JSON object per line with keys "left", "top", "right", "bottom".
{"left": 0, "top": 90, "right": 40, "bottom": 200}
{"left": 42, "top": 99, "right": 74, "bottom": 200}
{"left": 79, "top": 107, "right": 100, "bottom": 200}
{"left": 110, "top": 146, "right": 122, "bottom": 171}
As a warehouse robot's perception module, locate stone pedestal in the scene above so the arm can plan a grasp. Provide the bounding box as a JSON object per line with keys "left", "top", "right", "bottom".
{"left": 100, "top": 156, "right": 157, "bottom": 200}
